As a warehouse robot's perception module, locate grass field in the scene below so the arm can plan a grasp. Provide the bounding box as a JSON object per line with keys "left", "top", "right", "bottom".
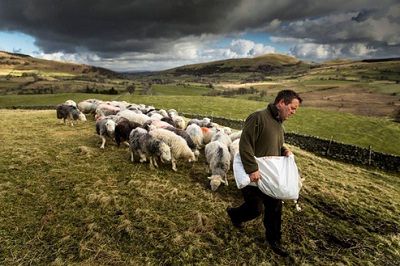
{"left": 0, "top": 109, "right": 399, "bottom": 265}
{"left": 1, "top": 93, "right": 399, "bottom": 155}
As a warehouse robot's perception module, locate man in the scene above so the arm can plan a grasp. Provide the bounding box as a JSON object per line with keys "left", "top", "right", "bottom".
{"left": 227, "top": 89, "right": 302, "bottom": 257}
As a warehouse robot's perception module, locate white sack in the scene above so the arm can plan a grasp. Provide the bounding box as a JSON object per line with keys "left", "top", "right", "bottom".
{"left": 233, "top": 153, "right": 300, "bottom": 200}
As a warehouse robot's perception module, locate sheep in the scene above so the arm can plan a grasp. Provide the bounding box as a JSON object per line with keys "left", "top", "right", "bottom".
{"left": 205, "top": 141, "right": 231, "bottom": 191}
{"left": 129, "top": 127, "right": 172, "bottom": 168}
{"left": 160, "top": 117, "right": 177, "bottom": 127}
{"left": 114, "top": 117, "right": 141, "bottom": 147}
{"left": 149, "top": 128, "right": 195, "bottom": 171}
{"left": 211, "top": 131, "right": 232, "bottom": 147}
{"left": 185, "top": 123, "right": 204, "bottom": 149}
{"left": 56, "top": 104, "right": 86, "bottom": 126}
{"left": 171, "top": 114, "right": 186, "bottom": 130}
{"left": 229, "top": 130, "right": 242, "bottom": 142}
{"left": 77, "top": 99, "right": 102, "bottom": 114}
{"left": 64, "top": 99, "right": 77, "bottom": 108}
{"left": 163, "top": 126, "right": 200, "bottom": 161}
{"left": 95, "top": 103, "right": 121, "bottom": 119}
{"left": 187, "top": 118, "right": 213, "bottom": 128}
{"left": 95, "top": 117, "right": 116, "bottom": 149}
{"left": 201, "top": 127, "right": 218, "bottom": 145}
{"left": 116, "top": 109, "right": 151, "bottom": 125}
{"left": 142, "top": 119, "right": 174, "bottom": 131}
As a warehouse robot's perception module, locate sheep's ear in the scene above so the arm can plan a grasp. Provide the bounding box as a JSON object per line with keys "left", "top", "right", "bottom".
{"left": 221, "top": 179, "right": 228, "bottom": 185}
{"left": 207, "top": 176, "right": 213, "bottom": 180}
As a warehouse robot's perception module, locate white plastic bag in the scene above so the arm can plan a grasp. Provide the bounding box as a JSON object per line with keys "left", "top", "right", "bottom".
{"left": 233, "top": 153, "right": 300, "bottom": 200}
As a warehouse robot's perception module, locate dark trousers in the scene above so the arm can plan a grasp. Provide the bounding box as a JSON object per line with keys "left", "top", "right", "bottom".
{"left": 230, "top": 186, "right": 282, "bottom": 242}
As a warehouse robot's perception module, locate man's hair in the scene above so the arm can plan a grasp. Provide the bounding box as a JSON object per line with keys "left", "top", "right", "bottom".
{"left": 274, "top": 89, "right": 303, "bottom": 105}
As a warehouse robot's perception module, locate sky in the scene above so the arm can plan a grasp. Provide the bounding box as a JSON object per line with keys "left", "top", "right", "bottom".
{"left": 0, "top": 0, "right": 399, "bottom": 72}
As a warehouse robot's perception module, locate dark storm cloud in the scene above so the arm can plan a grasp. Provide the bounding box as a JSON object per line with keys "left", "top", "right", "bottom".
{"left": 0, "top": 0, "right": 398, "bottom": 59}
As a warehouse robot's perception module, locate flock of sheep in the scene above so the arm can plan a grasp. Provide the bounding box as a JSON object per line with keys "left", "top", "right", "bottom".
{"left": 56, "top": 99, "right": 242, "bottom": 191}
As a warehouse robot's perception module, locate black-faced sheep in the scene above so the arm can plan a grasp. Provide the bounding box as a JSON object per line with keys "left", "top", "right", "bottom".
{"left": 56, "top": 104, "right": 86, "bottom": 126}
{"left": 149, "top": 128, "right": 195, "bottom": 171}
{"left": 114, "top": 118, "right": 141, "bottom": 147}
{"left": 205, "top": 141, "right": 231, "bottom": 191}
{"left": 129, "top": 127, "right": 171, "bottom": 168}
{"left": 95, "top": 117, "right": 116, "bottom": 149}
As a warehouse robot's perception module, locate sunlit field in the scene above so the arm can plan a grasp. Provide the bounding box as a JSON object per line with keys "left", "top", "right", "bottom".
{"left": 0, "top": 109, "right": 399, "bottom": 265}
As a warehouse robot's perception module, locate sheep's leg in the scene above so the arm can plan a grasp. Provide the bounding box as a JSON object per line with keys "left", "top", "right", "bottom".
{"left": 224, "top": 176, "right": 229, "bottom": 186}
{"left": 100, "top": 135, "right": 106, "bottom": 149}
{"left": 139, "top": 152, "right": 147, "bottom": 163}
{"left": 172, "top": 158, "right": 177, "bottom": 172}
{"left": 130, "top": 151, "right": 134, "bottom": 162}
{"left": 149, "top": 157, "right": 155, "bottom": 169}
{"left": 152, "top": 157, "right": 159, "bottom": 168}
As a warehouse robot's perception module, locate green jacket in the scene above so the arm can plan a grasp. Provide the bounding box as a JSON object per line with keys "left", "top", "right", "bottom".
{"left": 239, "top": 104, "right": 288, "bottom": 174}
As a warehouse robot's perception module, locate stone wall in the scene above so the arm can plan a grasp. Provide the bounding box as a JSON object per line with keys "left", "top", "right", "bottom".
{"left": 182, "top": 113, "right": 400, "bottom": 172}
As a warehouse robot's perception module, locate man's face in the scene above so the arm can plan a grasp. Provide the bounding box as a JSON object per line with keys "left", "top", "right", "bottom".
{"left": 277, "top": 98, "right": 300, "bottom": 121}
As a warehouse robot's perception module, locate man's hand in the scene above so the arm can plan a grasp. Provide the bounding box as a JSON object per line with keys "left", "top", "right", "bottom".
{"left": 283, "top": 149, "right": 293, "bottom": 157}
{"left": 249, "top": 170, "right": 261, "bottom": 182}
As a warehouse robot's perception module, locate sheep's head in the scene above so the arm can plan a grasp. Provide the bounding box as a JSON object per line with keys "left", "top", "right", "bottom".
{"left": 105, "top": 120, "right": 116, "bottom": 133}
{"left": 78, "top": 112, "right": 87, "bottom": 121}
{"left": 187, "top": 150, "right": 196, "bottom": 163}
{"left": 208, "top": 175, "right": 228, "bottom": 191}
{"left": 159, "top": 142, "right": 172, "bottom": 163}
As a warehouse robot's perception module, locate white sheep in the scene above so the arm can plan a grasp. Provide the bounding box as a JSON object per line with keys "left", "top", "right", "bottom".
{"left": 129, "top": 127, "right": 172, "bottom": 168}
{"left": 95, "top": 117, "right": 116, "bottom": 149}
{"left": 116, "top": 109, "right": 151, "bottom": 125}
{"left": 211, "top": 131, "right": 232, "bottom": 147}
{"left": 64, "top": 99, "right": 77, "bottom": 108}
{"left": 205, "top": 141, "right": 231, "bottom": 191}
{"left": 77, "top": 99, "right": 102, "bottom": 114}
{"left": 229, "top": 130, "right": 242, "bottom": 142}
{"left": 185, "top": 123, "right": 204, "bottom": 149}
{"left": 95, "top": 103, "right": 121, "bottom": 119}
{"left": 149, "top": 128, "right": 195, "bottom": 171}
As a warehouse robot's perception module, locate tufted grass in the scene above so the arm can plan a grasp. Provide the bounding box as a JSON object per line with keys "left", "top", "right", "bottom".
{"left": 0, "top": 109, "right": 399, "bottom": 265}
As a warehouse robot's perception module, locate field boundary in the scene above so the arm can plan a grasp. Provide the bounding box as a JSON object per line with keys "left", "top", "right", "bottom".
{"left": 181, "top": 112, "right": 400, "bottom": 172}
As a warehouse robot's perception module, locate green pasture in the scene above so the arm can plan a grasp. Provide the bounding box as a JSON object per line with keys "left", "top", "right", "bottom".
{"left": 152, "top": 84, "right": 211, "bottom": 96}
{"left": 0, "top": 109, "right": 399, "bottom": 265}
{"left": 1, "top": 92, "right": 399, "bottom": 155}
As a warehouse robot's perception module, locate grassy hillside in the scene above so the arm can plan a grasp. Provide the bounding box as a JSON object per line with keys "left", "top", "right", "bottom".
{"left": 0, "top": 51, "right": 130, "bottom": 95}
{"left": 0, "top": 109, "right": 399, "bottom": 265}
{"left": 1, "top": 93, "right": 399, "bottom": 155}
{"left": 166, "top": 53, "right": 311, "bottom": 77}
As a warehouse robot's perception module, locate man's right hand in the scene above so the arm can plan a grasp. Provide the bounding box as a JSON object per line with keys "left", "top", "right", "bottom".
{"left": 249, "top": 170, "right": 261, "bottom": 182}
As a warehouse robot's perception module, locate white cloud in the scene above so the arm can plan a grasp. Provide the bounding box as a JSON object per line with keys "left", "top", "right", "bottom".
{"left": 349, "top": 43, "right": 377, "bottom": 56}
{"left": 229, "top": 39, "right": 275, "bottom": 57}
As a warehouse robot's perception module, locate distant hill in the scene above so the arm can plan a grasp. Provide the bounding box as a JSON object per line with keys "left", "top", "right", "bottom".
{"left": 0, "top": 51, "right": 127, "bottom": 95}
{"left": 0, "top": 51, "right": 119, "bottom": 78}
{"left": 166, "top": 53, "right": 312, "bottom": 76}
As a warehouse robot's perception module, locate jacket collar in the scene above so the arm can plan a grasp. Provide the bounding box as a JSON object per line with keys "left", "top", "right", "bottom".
{"left": 267, "top": 103, "right": 282, "bottom": 123}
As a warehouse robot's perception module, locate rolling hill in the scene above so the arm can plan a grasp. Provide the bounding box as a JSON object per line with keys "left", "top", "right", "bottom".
{"left": 0, "top": 51, "right": 128, "bottom": 95}
{"left": 166, "top": 53, "right": 312, "bottom": 76}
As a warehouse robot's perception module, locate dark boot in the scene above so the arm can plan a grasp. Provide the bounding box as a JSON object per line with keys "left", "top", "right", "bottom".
{"left": 226, "top": 207, "right": 244, "bottom": 229}
{"left": 268, "top": 240, "right": 289, "bottom": 257}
